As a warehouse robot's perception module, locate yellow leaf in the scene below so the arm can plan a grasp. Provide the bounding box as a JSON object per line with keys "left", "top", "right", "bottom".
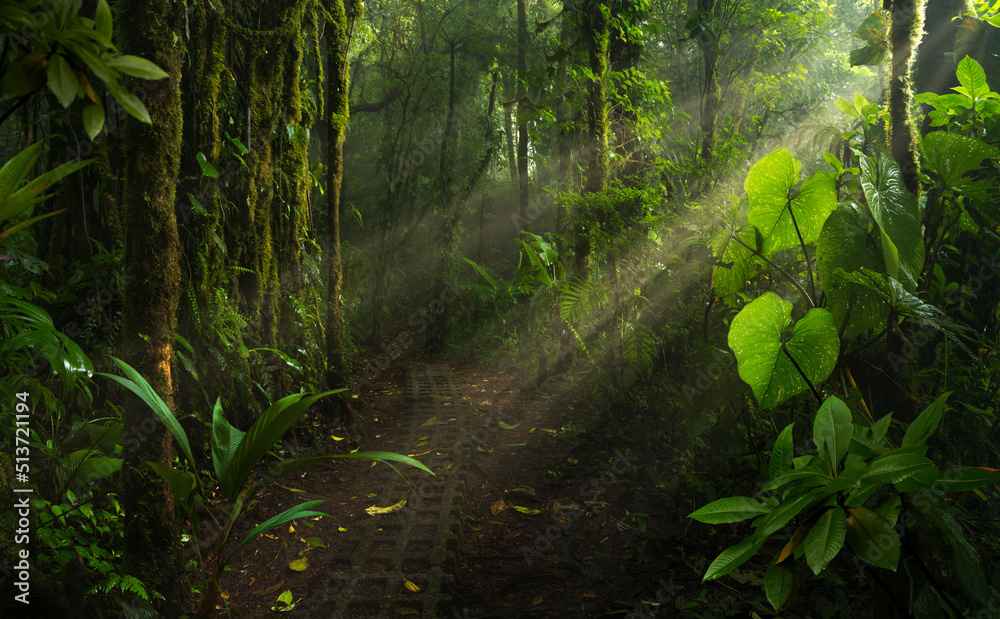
{"left": 365, "top": 497, "right": 407, "bottom": 515}
{"left": 491, "top": 500, "right": 506, "bottom": 515}
{"left": 531, "top": 595, "right": 544, "bottom": 606}
{"left": 288, "top": 557, "right": 308, "bottom": 571}
{"left": 330, "top": 435, "right": 346, "bottom": 441}
{"left": 777, "top": 523, "right": 808, "bottom": 563}
{"left": 403, "top": 578, "right": 421, "bottom": 592}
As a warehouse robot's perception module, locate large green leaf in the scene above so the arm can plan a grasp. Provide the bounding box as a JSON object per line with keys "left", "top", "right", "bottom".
{"left": 860, "top": 452, "right": 935, "bottom": 487}
{"left": 764, "top": 559, "right": 794, "bottom": 610}
{"left": 745, "top": 149, "right": 836, "bottom": 257}
{"left": 242, "top": 450, "right": 435, "bottom": 506}
{"left": 228, "top": 500, "right": 329, "bottom": 565}
{"left": 934, "top": 467, "right": 1000, "bottom": 492}
{"left": 729, "top": 292, "right": 840, "bottom": 410}
{"left": 902, "top": 392, "right": 951, "bottom": 448}
{"left": 753, "top": 488, "right": 825, "bottom": 545}
{"left": 0, "top": 142, "right": 44, "bottom": 206}
{"left": 702, "top": 535, "right": 767, "bottom": 582}
{"left": 769, "top": 423, "right": 795, "bottom": 483}
{"left": 222, "top": 389, "right": 346, "bottom": 499}
{"left": 858, "top": 154, "right": 923, "bottom": 291}
{"left": 689, "top": 496, "right": 772, "bottom": 524}
{"left": 709, "top": 226, "right": 764, "bottom": 296}
{"left": 845, "top": 506, "right": 899, "bottom": 570}
{"left": 105, "top": 55, "right": 169, "bottom": 80}
{"left": 62, "top": 450, "right": 123, "bottom": 488}
{"left": 803, "top": 508, "right": 846, "bottom": 575}
{"left": 94, "top": 0, "right": 113, "bottom": 42}
{"left": 211, "top": 398, "right": 244, "bottom": 489}
{"left": 46, "top": 53, "right": 82, "bottom": 109}
{"left": 955, "top": 55, "right": 995, "bottom": 103}
{"left": 816, "top": 202, "right": 888, "bottom": 339}
{"left": 100, "top": 358, "right": 197, "bottom": 475}
{"left": 813, "top": 396, "right": 852, "bottom": 472}
{"left": 849, "top": 11, "right": 889, "bottom": 66}
{"left": 920, "top": 132, "right": 1000, "bottom": 193}
{"left": 1, "top": 148, "right": 93, "bottom": 227}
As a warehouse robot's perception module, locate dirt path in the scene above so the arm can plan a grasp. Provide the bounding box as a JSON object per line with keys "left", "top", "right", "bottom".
{"left": 222, "top": 361, "right": 478, "bottom": 617}
{"left": 221, "top": 360, "right": 700, "bottom": 618}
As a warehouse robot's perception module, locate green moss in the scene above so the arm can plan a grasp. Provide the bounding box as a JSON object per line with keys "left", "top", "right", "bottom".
{"left": 889, "top": 0, "right": 925, "bottom": 196}
{"left": 116, "top": 0, "right": 189, "bottom": 614}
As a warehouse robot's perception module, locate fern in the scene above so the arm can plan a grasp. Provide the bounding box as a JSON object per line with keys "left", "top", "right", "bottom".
{"left": 558, "top": 277, "right": 603, "bottom": 324}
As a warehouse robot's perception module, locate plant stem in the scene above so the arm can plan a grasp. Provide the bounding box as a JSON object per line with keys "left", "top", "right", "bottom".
{"left": 786, "top": 197, "right": 816, "bottom": 306}
{"left": 781, "top": 342, "right": 822, "bottom": 406}
{"left": 730, "top": 232, "right": 814, "bottom": 308}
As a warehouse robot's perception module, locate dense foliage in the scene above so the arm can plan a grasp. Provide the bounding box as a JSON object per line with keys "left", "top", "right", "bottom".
{"left": 2, "top": 0, "right": 1000, "bottom": 615}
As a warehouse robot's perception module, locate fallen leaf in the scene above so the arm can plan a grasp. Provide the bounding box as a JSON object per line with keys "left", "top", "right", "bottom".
{"left": 498, "top": 420, "right": 520, "bottom": 430}
{"left": 491, "top": 500, "right": 507, "bottom": 515}
{"left": 512, "top": 506, "right": 540, "bottom": 515}
{"left": 272, "top": 589, "right": 296, "bottom": 612}
{"left": 365, "top": 497, "right": 407, "bottom": 515}
{"left": 503, "top": 527, "right": 529, "bottom": 540}
{"left": 330, "top": 435, "right": 346, "bottom": 441}
{"left": 289, "top": 557, "right": 308, "bottom": 571}
{"left": 403, "top": 578, "right": 421, "bottom": 592}
{"left": 305, "top": 536, "right": 325, "bottom": 549}
{"left": 254, "top": 579, "right": 285, "bottom": 596}
{"left": 505, "top": 487, "right": 535, "bottom": 496}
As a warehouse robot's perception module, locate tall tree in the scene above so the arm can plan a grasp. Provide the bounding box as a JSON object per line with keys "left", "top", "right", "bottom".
{"left": 575, "top": 0, "right": 610, "bottom": 277}
{"left": 117, "top": 0, "right": 189, "bottom": 614}
{"left": 697, "top": 0, "right": 720, "bottom": 190}
{"left": 517, "top": 0, "right": 530, "bottom": 232}
{"left": 889, "top": 0, "right": 925, "bottom": 194}
{"left": 324, "top": 0, "right": 354, "bottom": 421}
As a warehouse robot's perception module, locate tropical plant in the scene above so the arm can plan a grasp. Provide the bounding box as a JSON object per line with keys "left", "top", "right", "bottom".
{"left": 689, "top": 394, "right": 1000, "bottom": 613}
{"left": 99, "top": 358, "right": 434, "bottom": 618}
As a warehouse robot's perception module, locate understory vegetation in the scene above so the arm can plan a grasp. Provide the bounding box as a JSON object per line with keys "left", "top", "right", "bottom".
{"left": 2, "top": 0, "right": 1000, "bottom": 616}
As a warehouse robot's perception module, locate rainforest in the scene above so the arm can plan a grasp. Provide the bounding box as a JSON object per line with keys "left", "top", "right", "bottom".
{"left": 2, "top": 0, "right": 1000, "bottom": 617}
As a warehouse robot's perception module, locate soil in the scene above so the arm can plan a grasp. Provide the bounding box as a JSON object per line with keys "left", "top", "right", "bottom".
{"left": 211, "top": 354, "right": 755, "bottom": 618}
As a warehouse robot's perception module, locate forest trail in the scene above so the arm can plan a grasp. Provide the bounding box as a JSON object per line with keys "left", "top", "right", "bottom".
{"left": 222, "top": 359, "right": 689, "bottom": 618}
{"left": 223, "top": 362, "right": 477, "bottom": 617}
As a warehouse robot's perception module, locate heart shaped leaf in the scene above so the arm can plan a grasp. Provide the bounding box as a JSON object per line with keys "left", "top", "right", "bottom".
{"left": 729, "top": 292, "right": 840, "bottom": 410}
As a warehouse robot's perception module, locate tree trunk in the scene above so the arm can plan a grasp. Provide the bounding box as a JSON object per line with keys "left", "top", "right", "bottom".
{"left": 890, "top": 0, "right": 925, "bottom": 195}
{"left": 516, "top": 0, "right": 530, "bottom": 233}
{"left": 117, "top": 0, "right": 189, "bottom": 614}
{"left": 697, "top": 0, "right": 720, "bottom": 191}
{"left": 576, "top": 0, "right": 610, "bottom": 278}
{"left": 324, "top": 0, "right": 354, "bottom": 424}
{"left": 555, "top": 3, "right": 573, "bottom": 240}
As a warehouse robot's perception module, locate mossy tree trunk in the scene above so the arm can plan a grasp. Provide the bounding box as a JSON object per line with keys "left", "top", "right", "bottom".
{"left": 324, "top": 0, "right": 355, "bottom": 424}
{"left": 555, "top": 3, "right": 573, "bottom": 240}
{"left": 576, "top": 0, "right": 610, "bottom": 278}
{"left": 889, "top": 0, "right": 925, "bottom": 195}
{"left": 117, "top": 0, "right": 189, "bottom": 614}
{"left": 177, "top": 0, "right": 228, "bottom": 419}
{"left": 516, "top": 0, "right": 530, "bottom": 233}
